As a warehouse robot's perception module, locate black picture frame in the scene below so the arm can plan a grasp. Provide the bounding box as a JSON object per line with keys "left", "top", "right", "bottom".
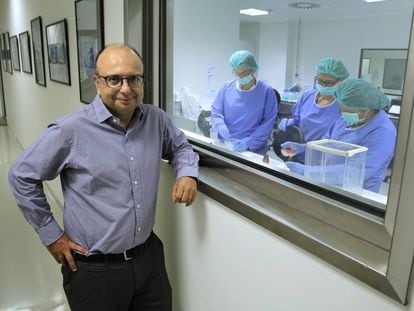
{"left": 10, "top": 35, "right": 20, "bottom": 71}
{"left": 31, "top": 16, "right": 46, "bottom": 86}
{"left": 45, "top": 18, "right": 71, "bottom": 85}
{"left": 0, "top": 33, "right": 6, "bottom": 72}
{"left": 19, "top": 31, "right": 32, "bottom": 74}
{"left": 75, "top": 0, "right": 104, "bottom": 103}
{"left": 4, "top": 32, "right": 13, "bottom": 74}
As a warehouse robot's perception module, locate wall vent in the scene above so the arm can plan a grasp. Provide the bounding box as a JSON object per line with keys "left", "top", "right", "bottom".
{"left": 288, "top": 2, "right": 322, "bottom": 9}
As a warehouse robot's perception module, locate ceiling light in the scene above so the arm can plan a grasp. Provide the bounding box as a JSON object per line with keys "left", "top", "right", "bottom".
{"left": 240, "top": 8, "right": 271, "bottom": 16}
{"left": 362, "top": 0, "right": 386, "bottom": 2}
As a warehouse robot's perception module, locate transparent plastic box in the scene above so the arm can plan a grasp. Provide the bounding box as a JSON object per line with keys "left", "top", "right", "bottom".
{"left": 304, "top": 139, "right": 368, "bottom": 193}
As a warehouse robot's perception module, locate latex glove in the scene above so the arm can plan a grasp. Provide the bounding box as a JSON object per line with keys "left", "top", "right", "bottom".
{"left": 278, "top": 118, "right": 294, "bottom": 131}
{"left": 285, "top": 161, "right": 305, "bottom": 175}
{"left": 232, "top": 139, "right": 248, "bottom": 152}
{"left": 218, "top": 126, "right": 231, "bottom": 140}
{"left": 280, "top": 141, "right": 306, "bottom": 156}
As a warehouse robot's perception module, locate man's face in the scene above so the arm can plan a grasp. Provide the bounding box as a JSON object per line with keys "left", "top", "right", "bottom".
{"left": 94, "top": 46, "right": 144, "bottom": 119}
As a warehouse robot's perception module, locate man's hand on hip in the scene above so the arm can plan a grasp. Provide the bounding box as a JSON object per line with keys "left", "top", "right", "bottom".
{"left": 46, "top": 233, "right": 88, "bottom": 272}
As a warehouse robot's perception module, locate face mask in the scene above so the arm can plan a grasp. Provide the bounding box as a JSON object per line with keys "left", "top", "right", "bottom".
{"left": 237, "top": 74, "right": 254, "bottom": 85}
{"left": 316, "top": 83, "right": 336, "bottom": 96}
{"left": 341, "top": 112, "right": 361, "bottom": 126}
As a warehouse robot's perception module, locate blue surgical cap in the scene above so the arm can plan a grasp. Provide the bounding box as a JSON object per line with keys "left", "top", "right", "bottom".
{"left": 315, "top": 57, "right": 350, "bottom": 79}
{"left": 229, "top": 50, "right": 258, "bottom": 71}
{"left": 333, "top": 78, "right": 390, "bottom": 110}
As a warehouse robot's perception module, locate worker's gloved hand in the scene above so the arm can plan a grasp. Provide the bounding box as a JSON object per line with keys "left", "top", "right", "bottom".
{"left": 285, "top": 161, "right": 305, "bottom": 175}
{"left": 232, "top": 139, "right": 248, "bottom": 152}
{"left": 278, "top": 118, "right": 294, "bottom": 131}
{"left": 218, "top": 126, "right": 231, "bottom": 140}
{"left": 280, "top": 141, "right": 306, "bottom": 156}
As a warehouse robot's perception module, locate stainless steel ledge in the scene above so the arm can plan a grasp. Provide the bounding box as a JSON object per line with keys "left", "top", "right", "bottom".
{"left": 195, "top": 147, "right": 402, "bottom": 302}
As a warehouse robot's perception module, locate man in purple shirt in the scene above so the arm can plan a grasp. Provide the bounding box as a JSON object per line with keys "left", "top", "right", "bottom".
{"left": 8, "top": 44, "right": 199, "bottom": 311}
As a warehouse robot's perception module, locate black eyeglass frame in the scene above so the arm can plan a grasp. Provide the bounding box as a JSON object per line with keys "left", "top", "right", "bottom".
{"left": 96, "top": 73, "right": 146, "bottom": 88}
{"left": 314, "top": 76, "right": 340, "bottom": 87}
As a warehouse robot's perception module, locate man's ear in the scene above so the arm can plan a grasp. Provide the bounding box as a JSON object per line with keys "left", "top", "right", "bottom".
{"left": 93, "top": 75, "right": 101, "bottom": 95}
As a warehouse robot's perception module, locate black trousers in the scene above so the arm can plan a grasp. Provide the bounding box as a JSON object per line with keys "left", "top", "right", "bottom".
{"left": 61, "top": 232, "right": 172, "bottom": 311}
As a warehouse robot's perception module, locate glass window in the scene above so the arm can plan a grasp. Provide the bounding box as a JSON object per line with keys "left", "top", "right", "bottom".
{"left": 166, "top": 0, "right": 413, "bottom": 212}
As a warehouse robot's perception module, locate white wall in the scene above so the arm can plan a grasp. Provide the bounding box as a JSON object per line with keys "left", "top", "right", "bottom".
{"left": 155, "top": 164, "right": 414, "bottom": 311}
{"left": 257, "top": 21, "right": 289, "bottom": 92}
{"left": 173, "top": 0, "right": 240, "bottom": 100}
{"left": 297, "top": 14, "right": 411, "bottom": 89}
{"left": 240, "top": 22, "right": 260, "bottom": 56}
{"left": 173, "top": 7, "right": 411, "bottom": 102}
{"left": 238, "top": 13, "right": 411, "bottom": 92}
{"left": 104, "top": 1, "right": 125, "bottom": 44}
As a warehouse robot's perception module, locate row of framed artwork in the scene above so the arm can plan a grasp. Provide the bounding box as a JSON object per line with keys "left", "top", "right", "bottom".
{"left": 0, "top": 0, "right": 104, "bottom": 104}
{"left": 2, "top": 31, "right": 32, "bottom": 74}
{"left": 0, "top": 18, "right": 70, "bottom": 87}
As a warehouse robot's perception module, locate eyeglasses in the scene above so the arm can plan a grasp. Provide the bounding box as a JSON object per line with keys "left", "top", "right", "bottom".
{"left": 315, "top": 77, "right": 339, "bottom": 87}
{"left": 96, "top": 74, "right": 145, "bottom": 88}
{"left": 234, "top": 69, "right": 252, "bottom": 77}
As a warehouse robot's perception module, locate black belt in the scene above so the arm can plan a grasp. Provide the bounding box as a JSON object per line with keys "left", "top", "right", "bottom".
{"left": 74, "top": 233, "right": 152, "bottom": 263}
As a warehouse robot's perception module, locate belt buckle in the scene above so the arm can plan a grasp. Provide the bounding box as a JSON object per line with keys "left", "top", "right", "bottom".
{"left": 123, "top": 249, "right": 133, "bottom": 260}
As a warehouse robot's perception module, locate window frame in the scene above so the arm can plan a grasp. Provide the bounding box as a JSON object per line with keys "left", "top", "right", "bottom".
{"left": 160, "top": 1, "right": 414, "bottom": 304}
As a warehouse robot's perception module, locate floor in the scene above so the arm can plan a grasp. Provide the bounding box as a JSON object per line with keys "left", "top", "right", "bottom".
{"left": 0, "top": 126, "right": 69, "bottom": 311}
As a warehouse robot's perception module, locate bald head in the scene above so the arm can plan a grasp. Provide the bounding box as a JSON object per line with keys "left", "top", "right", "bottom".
{"left": 95, "top": 44, "right": 143, "bottom": 74}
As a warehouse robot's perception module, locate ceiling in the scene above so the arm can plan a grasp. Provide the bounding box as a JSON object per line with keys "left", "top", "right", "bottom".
{"left": 239, "top": 0, "right": 414, "bottom": 22}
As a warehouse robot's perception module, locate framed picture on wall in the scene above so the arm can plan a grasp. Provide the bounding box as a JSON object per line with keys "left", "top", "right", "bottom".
{"left": 10, "top": 35, "right": 20, "bottom": 71}
{"left": 4, "top": 32, "right": 13, "bottom": 74}
{"left": 46, "top": 19, "right": 71, "bottom": 85}
{"left": 75, "top": 0, "right": 104, "bottom": 103}
{"left": 19, "top": 31, "right": 32, "bottom": 74}
{"left": 0, "top": 33, "right": 6, "bottom": 72}
{"left": 31, "top": 16, "right": 46, "bottom": 86}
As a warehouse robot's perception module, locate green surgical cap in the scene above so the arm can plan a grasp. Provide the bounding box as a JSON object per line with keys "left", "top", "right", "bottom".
{"left": 229, "top": 50, "right": 258, "bottom": 71}
{"left": 315, "top": 57, "right": 350, "bottom": 79}
{"left": 333, "top": 78, "right": 390, "bottom": 110}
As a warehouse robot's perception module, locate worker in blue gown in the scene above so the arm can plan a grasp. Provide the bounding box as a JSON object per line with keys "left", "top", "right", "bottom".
{"left": 278, "top": 57, "right": 350, "bottom": 161}
{"left": 281, "top": 78, "right": 396, "bottom": 193}
{"left": 211, "top": 50, "right": 278, "bottom": 155}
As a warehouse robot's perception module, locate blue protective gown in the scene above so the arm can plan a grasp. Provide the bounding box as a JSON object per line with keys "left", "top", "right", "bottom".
{"left": 211, "top": 80, "right": 278, "bottom": 154}
{"left": 291, "top": 89, "right": 342, "bottom": 142}
{"left": 321, "top": 110, "right": 396, "bottom": 192}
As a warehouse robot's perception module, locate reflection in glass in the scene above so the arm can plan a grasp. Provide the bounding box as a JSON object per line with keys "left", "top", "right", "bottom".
{"left": 170, "top": 0, "right": 413, "bottom": 209}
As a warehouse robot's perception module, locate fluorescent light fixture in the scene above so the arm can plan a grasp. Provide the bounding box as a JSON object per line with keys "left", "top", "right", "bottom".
{"left": 240, "top": 8, "right": 271, "bottom": 16}
{"left": 362, "top": 0, "right": 386, "bottom": 2}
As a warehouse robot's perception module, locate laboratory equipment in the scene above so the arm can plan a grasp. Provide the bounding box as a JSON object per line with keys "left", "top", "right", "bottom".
{"left": 304, "top": 139, "right": 368, "bottom": 193}
{"left": 272, "top": 125, "right": 304, "bottom": 161}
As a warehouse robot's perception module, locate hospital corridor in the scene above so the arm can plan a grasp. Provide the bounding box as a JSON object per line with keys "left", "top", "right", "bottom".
{"left": 2, "top": 0, "right": 414, "bottom": 310}
{"left": 0, "top": 126, "right": 69, "bottom": 310}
